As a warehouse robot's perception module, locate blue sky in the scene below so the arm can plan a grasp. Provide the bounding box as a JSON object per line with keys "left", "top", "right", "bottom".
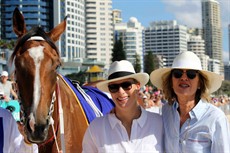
{"left": 113, "top": 0, "right": 230, "bottom": 63}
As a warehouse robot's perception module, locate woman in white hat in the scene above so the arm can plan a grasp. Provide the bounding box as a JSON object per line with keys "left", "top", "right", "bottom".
{"left": 150, "top": 51, "right": 230, "bottom": 152}
{"left": 82, "top": 60, "right": 163, "bottom": 153}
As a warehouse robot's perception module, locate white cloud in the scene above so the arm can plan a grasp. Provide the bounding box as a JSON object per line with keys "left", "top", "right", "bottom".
{"left": 161, "top": 0, "right": 229, "bottom": 28}
{"left": 161, "top": 0, "right": 229, "bottom": 62}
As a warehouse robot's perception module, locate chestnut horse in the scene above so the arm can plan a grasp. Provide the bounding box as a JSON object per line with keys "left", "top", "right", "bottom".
{"left": 11, "top": 8, "right": 114, "bottom": 153}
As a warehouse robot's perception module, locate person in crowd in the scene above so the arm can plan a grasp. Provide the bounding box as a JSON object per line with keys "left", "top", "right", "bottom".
{"left": 0, "top": 107, "right": 38, "bottom": 153}
{"left": 137, "top": 91, "right": 152, "bottom": 109}
{"left": 82, "top": 60, "right": 163, "bottom": 153}
{"left": 0, "top": 71, "right": 18, "bottom": 102}
{"left": 150, "top": 51, "right": 230, "bottom": 152}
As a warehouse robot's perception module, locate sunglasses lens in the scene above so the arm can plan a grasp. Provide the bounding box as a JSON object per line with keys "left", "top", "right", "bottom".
{"left": 108, "top": 81, "right": 134, "bottom": 93}
{"left": 186, "top": 70, "right": 197, "bottom": 79}
{"left": 172, "top": 69, "right": 197, "bottom": 79}
{"left": 120, "top": 82, "right": 132, "bottom": 90}
{"left": 108, "top": 84, "right": 119, "bottom": 93}
{"left": 172, "top": 69, "right": 183, "bottom": 78}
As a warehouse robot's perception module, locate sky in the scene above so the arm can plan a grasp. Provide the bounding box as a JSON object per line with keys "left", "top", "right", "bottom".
{"left": 113, "top": 0, "right": 230, "bottom": 63}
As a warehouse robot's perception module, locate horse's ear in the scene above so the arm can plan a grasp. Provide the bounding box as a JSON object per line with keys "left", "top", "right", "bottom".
{"left": 13, "top": 7, "right": 27, "bottom": 37}
{"left": 48, "top": 16, "right": 67, "bottom": 42}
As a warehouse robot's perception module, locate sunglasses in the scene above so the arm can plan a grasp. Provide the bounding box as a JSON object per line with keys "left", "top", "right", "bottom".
{"left": 108, "top": 81, "right": 136, "bottom": 93}
{"left": 172, "top": 69, "right": 198, "bottom": 79}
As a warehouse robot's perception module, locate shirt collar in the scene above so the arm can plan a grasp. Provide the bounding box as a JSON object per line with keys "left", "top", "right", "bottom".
{"left": 190, "top": 99, "right": 208, "bottom": 120}
{"left": 172, "top": 99, "right": 208, "bottom": 120}
{"left": 108, "top": 107, "right": 147, "bottom": 129}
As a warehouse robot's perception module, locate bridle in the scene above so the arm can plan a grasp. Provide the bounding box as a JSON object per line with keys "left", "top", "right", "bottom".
{"left": 14, "top": 27, "right": 65, "bottom": 152}
{"left": 15, "top": 26, "right": 59, "bottom": 127}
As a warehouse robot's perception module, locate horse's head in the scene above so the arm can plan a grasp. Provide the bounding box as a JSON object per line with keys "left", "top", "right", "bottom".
{"left": 11, "top": 8, "right": 66, "bottom": 143}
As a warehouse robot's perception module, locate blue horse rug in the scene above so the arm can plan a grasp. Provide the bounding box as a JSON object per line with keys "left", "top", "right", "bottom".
{"left": 59, "top": 74, "right": 114, "bottom": 123}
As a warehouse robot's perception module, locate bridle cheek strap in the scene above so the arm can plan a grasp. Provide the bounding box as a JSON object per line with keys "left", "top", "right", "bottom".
{"left": 44, "top": 77, "right": 66, "bottom": 153}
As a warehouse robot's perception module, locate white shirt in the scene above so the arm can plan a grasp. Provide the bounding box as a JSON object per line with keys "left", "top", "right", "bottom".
{"left": 82, "top": 108, "right": 163, "bottom": 153}
{"left": 0, "top": 108, "right": 38, "bottom": 153}
{"left": 163, "top": 100, "right": 230, "bottom": 153}
{"left": 0, "top": 81, "right": 12, "bottom": 99}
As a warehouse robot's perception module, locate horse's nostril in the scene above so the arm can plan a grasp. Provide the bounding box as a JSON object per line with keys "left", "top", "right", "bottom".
{"left": 35, "top": 124, "right": 47, "bottom": 134}
{"left": 25, "top": 119, "right": 32, "bottom": 133}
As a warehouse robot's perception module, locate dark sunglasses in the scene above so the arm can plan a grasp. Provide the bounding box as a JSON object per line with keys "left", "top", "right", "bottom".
{"left": 108, "top": 81, "right": 136, "bottom": 93}
{"left": 172, "top": 69, "right": 198, "bottom": 79}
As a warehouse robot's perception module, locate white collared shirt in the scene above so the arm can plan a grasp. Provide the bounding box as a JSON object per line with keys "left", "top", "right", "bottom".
{"left": 163, "top": 100, "right": 230, "bottom": 153}
{"left": 0, "top": 108, "right": 38, "bottom": 153}
{"left": 82, "top": 108, "right": 163, "bottom": 153}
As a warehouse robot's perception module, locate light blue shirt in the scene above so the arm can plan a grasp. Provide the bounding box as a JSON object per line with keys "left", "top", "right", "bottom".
{"left": 162, "top": 99, "right": 230, "bottom": 153}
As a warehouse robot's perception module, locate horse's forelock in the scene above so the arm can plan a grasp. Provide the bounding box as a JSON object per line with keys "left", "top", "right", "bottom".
{"left": 11, "top": 26, "right": 60, "bottom": 65}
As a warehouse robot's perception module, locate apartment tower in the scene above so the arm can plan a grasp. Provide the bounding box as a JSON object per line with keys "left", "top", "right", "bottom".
{"left": 114, "top": 17, "right": 144, "bottom": 71}
{"left": 54, "top": 0, "right": 85, "bottom": 62}
{"left": 85, "top": 0, "right": 113, "bottom": 69}
{"left": 144, "top": 20, "right": 187, "bottom": 67}
{"left": 112, "top": 9, "right": 122, "bottom": 24}
{"left": 229, "top": 24, "right": 230, "bottom": 62}
{"left": 202, "top": 0, "right": 223, "bottom": 74}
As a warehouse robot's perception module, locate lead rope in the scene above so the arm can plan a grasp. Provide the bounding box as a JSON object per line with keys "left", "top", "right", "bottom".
{"left": 49, "top": 89, "right": 61, "bottom": 152}
{"left": 47, "top": 86, "right": 61, "bottom": 152}
{"left": 50, "top": 117, "right": 60, "bottom": 153}
{"left": 56, "top": 77, "right": 66, "bottom": 153}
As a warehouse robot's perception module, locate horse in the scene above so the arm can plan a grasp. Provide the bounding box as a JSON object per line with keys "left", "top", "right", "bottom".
{"left": 11, "top": 8, "right": 114, "bottom": 153}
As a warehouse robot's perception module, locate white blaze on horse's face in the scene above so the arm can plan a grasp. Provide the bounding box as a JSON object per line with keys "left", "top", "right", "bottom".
{"left": 28, "top": 45, "right": 44, "bottom": 125}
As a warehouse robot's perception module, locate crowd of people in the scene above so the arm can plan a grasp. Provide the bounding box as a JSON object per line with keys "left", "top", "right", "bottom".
{"left": 138, "top": 85, "right": 230, "bottom": 117}
{"left": 1, "top": 51, "right": 230, "bottom": 153}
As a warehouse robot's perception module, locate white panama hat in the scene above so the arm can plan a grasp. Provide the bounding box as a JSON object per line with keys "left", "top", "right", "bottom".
{"left": 150, "top": 51, "right": 223, "bottom": 93}
{"left": 97, "top": 60, "right": 149, "bottom": 92}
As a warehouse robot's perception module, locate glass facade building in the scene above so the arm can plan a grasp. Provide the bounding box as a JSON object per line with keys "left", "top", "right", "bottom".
{"left": 0, "top": 0, "right": 53, "bottom": 40}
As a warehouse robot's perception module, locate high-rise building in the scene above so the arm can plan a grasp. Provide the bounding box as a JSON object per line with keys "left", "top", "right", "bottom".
{"left": 112, "top": 9, "right": 122, "bottom": 24}
{"left": 144, "top": 20, "right": 187, "bottom": 67}
{"left": 114, "top": 17, "right": 144, "bottom": 71}
{"left": 187, "top": 35, "right": 205, "bottom": 56}
{"left": 224, "top": 64, "right": 230, "bottom": 80}
{"left": 85, "top": 0, "right": 113, "bottom": 69}
{"left": 229, "top": 24, "right": 230, "bottom": 62}
{"left": 54, "top": 0, "right": 85, "bottom": 62}
{"left": 187, "top": 34, "right": 209, "bottom": 71}
{"left": 0, "top": 0, "right": 53, "bottom": 40}
{"left": 202, "top": 0, "right": 223, "bottom": 74}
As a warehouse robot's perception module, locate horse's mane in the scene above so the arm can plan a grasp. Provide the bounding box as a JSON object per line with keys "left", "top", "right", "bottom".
{"left": 10, "top": 26, "right": 60, "bottom": 65}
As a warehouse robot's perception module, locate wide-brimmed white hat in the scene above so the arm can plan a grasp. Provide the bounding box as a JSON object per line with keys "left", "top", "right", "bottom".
{"left": 97, "top": 60, "right": 149, "bottom": 92}
{"left": 150, "top": 51, "right": 222, "bottom": 93}
{"left": 1, "top": 71, "right": 8, "bottom": 77}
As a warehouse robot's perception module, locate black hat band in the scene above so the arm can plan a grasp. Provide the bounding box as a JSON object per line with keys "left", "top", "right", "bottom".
{"left": 108, "top": 72, "right": 134, "bottom": 80}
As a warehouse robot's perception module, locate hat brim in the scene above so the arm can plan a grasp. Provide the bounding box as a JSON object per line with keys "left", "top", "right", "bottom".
{"left": 97, "top": 73, "right": 149, "bottom": 92}
{"left": 150, "top": 68, "right": 222, "bottom": 94}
